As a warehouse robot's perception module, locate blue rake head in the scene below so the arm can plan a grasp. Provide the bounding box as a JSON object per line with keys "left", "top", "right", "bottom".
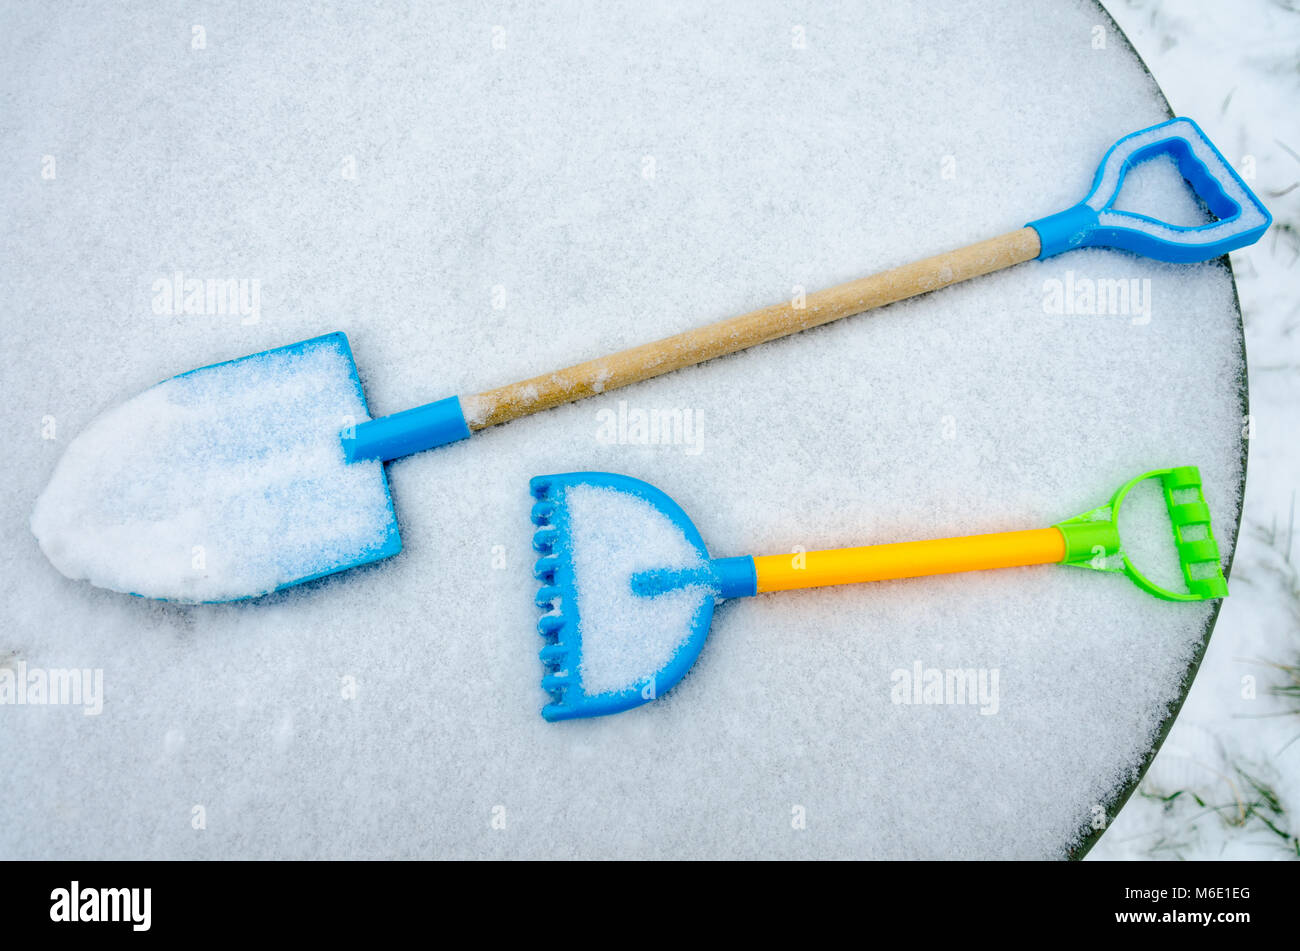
{"left": 529, "top": 473, "right": 755, "bottom": 721}
{"left": 1028, "top": 116, "right": 1271, "bottom": 262}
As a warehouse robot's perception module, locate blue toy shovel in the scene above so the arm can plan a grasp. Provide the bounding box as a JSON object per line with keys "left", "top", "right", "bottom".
{"left": 33, "top": 118, "right": 1269, "bottom": 601}
{"left": 528, "top": 468, "right": 1229, "bottom": 721}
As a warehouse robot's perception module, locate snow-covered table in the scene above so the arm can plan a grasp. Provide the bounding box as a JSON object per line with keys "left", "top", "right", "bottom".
{"left": 1, "top": 0, "right": 1245, "bottom": 858}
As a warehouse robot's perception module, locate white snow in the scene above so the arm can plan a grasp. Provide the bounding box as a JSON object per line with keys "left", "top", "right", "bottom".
{"left": 561, "top": 485, "right": 710, "bottom": 696}
{"left": 29, "top": 336, "right": 394, "bottom": 602}
{"left": 0, "top": 0, "right": 1264, "bottom": 859}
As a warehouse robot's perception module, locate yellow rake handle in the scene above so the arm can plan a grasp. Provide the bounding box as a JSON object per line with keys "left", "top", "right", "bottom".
{"left": 752, "top": 527, "right": 1066, "bottom": 593}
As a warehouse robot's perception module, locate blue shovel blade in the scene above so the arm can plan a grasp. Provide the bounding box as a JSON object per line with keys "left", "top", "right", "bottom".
{"left": 33, "top": 331, "right": 400, "bottom": 603}
{"left": 167, "top": 332, "right": 402, "bottom": 601}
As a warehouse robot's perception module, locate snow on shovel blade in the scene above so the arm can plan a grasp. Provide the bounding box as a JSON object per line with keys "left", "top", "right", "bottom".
{"left": 530, "top": 473, "right": 719, "bottom": 721}
{"left": 30, "top": 333, "right": 400, "bottom": 603}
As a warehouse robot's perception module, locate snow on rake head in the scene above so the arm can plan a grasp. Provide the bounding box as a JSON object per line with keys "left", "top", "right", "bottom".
{"left": 528, "top": 473, "right": 733, "bottom": 721}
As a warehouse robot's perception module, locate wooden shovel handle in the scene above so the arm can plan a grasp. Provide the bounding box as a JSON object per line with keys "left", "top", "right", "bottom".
{"left": 462, "top": 226, "right": 1041, "bottom": 430}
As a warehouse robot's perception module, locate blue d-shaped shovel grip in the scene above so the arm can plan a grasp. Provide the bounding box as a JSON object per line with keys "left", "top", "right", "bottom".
{"left": 1027, "top": 117, "right": 1271, "bottom": 263}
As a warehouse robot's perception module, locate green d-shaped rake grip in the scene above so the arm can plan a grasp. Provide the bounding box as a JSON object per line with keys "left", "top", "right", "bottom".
{"left": 1054, "top": 466, "right": 1228, "bottom": 602}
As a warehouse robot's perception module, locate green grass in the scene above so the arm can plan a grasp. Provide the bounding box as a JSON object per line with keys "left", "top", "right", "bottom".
{"left": 1139, "top": 765, "right": 1299, "bottom": 858}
